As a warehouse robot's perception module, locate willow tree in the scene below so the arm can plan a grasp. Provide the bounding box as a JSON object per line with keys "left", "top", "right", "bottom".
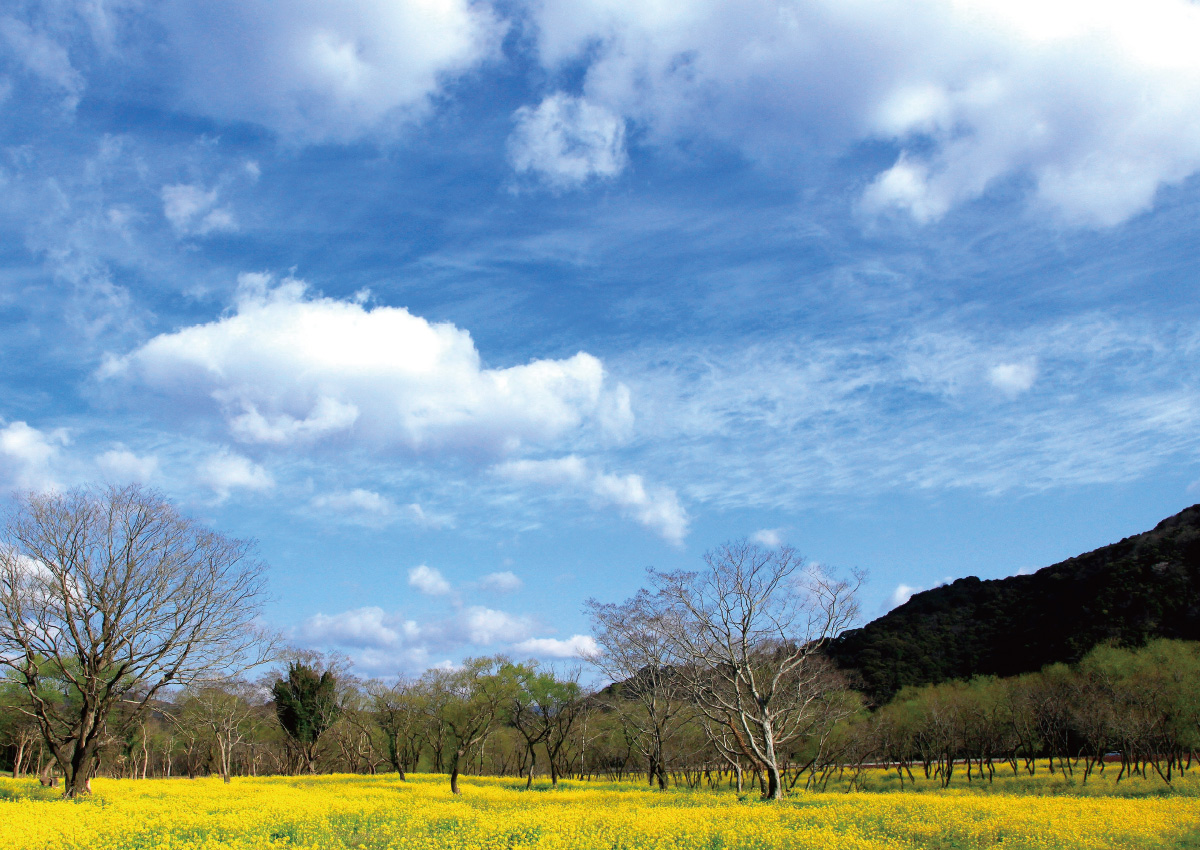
{"left": 0, "top": 485, "right": 271, "bottom": 796}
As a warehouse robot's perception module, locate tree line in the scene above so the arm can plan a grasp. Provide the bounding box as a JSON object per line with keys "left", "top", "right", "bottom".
{"left": 2, "top": 486, "right": 1199, "bottom": 799}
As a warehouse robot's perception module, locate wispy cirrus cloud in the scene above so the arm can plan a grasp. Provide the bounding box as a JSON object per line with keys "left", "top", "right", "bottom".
{"left": 619, "top": 315, "right": 1200, "bottom": 507}
{"left": 494, "top": 455, "right": 689, "bottom": 544}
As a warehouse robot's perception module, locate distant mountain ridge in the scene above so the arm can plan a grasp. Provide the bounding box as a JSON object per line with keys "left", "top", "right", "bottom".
{"left": 827, "top": 504, "right": 1200, "bottom": 704}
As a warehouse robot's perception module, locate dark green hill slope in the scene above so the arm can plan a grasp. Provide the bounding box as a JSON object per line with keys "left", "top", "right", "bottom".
{"left": 827, "top": 504, "right": 1200, "bottom": 704}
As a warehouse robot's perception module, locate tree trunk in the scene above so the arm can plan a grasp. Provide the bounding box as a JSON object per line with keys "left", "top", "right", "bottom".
{"left": 449, "top": 748, "right": 464, "bottom": 795}
{"left": 765, "top": 764, "right": 784, "bottom": 800}
{"left": 61, "top": 743, "right": 97, "bottom": 798}
{"left": 12, "top": 737, "right": 26, "bottom": 778}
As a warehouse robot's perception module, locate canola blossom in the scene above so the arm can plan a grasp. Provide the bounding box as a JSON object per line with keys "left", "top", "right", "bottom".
{"left": 1, "top": 771, "right": 1198, "bottom": 850}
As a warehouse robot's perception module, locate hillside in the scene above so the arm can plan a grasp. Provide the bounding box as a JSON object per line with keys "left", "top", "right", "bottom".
{"left": 827, "top": 504, "right": 1200, "bottom": 703}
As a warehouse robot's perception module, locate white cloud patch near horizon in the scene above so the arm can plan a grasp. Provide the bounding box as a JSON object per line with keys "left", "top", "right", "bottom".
{"left": 885, "top": 583, "right": 922, "bottom": 611}
{"left": 103, "top": 274, "right": 632, "bottom": 460}
{"left": 511, "top": 634, "right": 599, "bottom": 659}
{"left": 529, "top": 0, "right": 1200, "bottom": 226}
{"left": 509, "top": 93, "right": 628, "bottom": 189}
{"left": 298, "top": 603, "right": 539, "bottom": 674}
{"left": 495, "top": 455, "right": 689, "bottom": 544}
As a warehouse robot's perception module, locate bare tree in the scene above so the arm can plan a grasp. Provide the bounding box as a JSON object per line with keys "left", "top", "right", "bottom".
{"left": 368, "top": 677, "right": 424, "bottom": 779}
{"left": 650, "top": 540, "right": 860, "bottom": 799}
{"left": 586, "top": 591, "right": 695, "bottom": 790}
{"left": 174, "top": 677, "right": 260, "bottom": 783}
{"left": 0, "top": 484, "right": 272, "bottom": 796}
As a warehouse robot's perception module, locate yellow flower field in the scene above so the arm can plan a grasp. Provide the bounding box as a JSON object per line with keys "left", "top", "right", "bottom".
{"left": 1, "top": 771, "right": 1198, "bottom": 850}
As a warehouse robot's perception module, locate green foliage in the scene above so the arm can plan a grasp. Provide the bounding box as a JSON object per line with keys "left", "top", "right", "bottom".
{"left": 272, "top": 664, "right": 341, "bottom": 749}
{"left": 829, "top": 504, "right": 1200, "bottom": 702}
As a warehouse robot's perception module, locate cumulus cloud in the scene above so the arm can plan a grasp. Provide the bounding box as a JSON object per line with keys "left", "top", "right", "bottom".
{"left": 198, "top": 450, "right": 274, "bottom": 500}
{"left": 528, "top": 0, "right": 1200, "bottom": 226}
{"left": 161, "top": 183, "right": 236, "bottom": 236}
{"left": 103, "top": 275, "right": 631, "bottom": 458}
{"left": 300, "top": 606, "right": 415, "bottom": 648}
{"left": 495, "top": 455, "right": 689, "bottom": 544}
{"left": 512, "top": 634, "right": 599, "bottom": 659}
{"left": 509, "top": 93, "right": 628, "bottom": 189}
{"left": 0, "top": 421, "right": 69, "bottom": 491}
{"left": 157, "top": 0, "right": 505, "bottom": 143}
{"left": 989, "top": 360, "right": 1039, "bottom": 396}
{"left": 298, "top": 603, "right": 537, "bottom": 673}
{"left": 96, "top": 446, "right": 158, "bottom": 483}
{"left": 885, "top": 583, "right": 922, "bottom": 611}
{"left": 408, "top": 564, "right": 451, "bottom": 596}
{"left": 751, "top": 528, "right": 784, "bottom": 547}
{"left": 459, "top": 605, "right": 534, "bottom": 644}
{"left": 478, "top": 570, "right": 523, "bottom": 593}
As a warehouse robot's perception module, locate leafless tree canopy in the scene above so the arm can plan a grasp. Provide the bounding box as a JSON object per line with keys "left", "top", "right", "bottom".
{"left": 0, "top": 484, "right": 271, "bottom": 795}
{"left": 588, "top": 540, "right": 861, "bottom": 799}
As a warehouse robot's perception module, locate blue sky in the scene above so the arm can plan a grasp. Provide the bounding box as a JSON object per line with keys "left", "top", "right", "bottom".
{"left": 4, "top": 0, "right": 1200, "bottom": 675}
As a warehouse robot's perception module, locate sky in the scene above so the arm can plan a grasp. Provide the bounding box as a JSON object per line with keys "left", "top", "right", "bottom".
{"left": 3, "top": 0, "right": 1200, "bottom": 677}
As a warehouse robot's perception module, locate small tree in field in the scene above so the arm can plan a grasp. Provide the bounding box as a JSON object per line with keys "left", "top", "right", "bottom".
{"left": 176, "top": 678, "right": 259, "bottom": 783}
{"left": 0, "top": 485, "right": 271, "bottom": 797}
{"left": 650, "top": 540, "right": 860, "bottom": 800}
{"left": 422, "top": 656, "right": 516, "bottom": 794}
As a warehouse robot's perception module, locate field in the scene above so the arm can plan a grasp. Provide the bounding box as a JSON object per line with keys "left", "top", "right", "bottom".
{"left": 2, "top": 769, "right": 1200, "bottom": 850}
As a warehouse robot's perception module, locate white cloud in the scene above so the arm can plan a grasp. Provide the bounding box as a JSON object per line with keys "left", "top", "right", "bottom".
{"left": 198, "top": 450, "right": 274, "bottom": 500}
{"left": 495, "top": 455, "right": 689, "bottom": 544}
{"left": 161, "top": 184, "right": 237, "bottom": 236}
{"left": 103, "top": 275, "right": 631, "bottom": 458}
{"left": 0, "top": 421, "right": 69, "bottom": 491}
{"left": 618, "top": 315, "right": 1200, "bottom": 506}
{"left": 885, "top": 583, "right": 921, "bottom": 611}
{"left": 509, "top": 93, "right": 628, "bottom": 189}
{"left": 460, "top": 605, "right": 534, "bottom": 644}
{"left": 529, "top": 0, "right": 1200, "bottom": 226}
{"left": 0, "top": 15, "right": 83, "bottom": 107}
{"left": 298, "top": 602, "right": 537, "bottom": 673}
{"left": 989, "top": 360, "right": 1038, "bottom": 396}
{"left": 96, "top": 446, "right": 158, "bottom": 483}
{"left": 408, "top": 564, "right": 451, "bottom": 596}
{"left": 512, "top": 634, "right": 599, "bottom": 659}
{"left": 751, "top": 528, "right": 784, "bottom": 547}
{"left": 310, "top": 487, "right": 393, "bottom": 525}
{"left": 479, "top": 570, "right": 522, "bottom": 593}
{"left": 300, "top": 606, "right": 410, "bottom": 648}
{"left": 404, "top": 502, "right": 454, "bottom": 530}
{"left": 307, "top": 489, "right": 453, "bottom": 529}
{"left": 157, "top": 0, "right": 505, "bottom": 143}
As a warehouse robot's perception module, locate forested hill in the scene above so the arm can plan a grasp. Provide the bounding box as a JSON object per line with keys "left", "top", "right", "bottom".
{"left": 827, "top": 504, "right": 1200, "bottom": 704}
